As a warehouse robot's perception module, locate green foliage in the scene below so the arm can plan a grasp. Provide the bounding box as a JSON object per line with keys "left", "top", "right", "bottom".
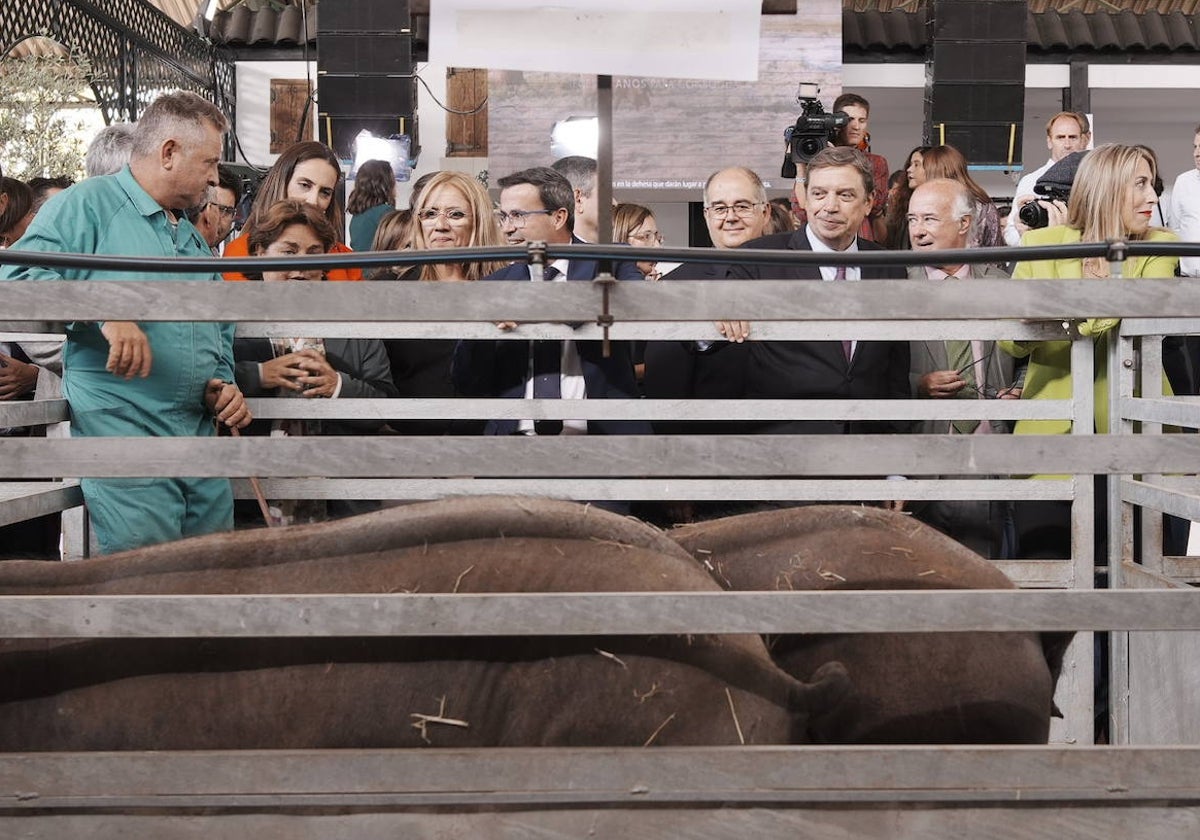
{"left": 0, "top": 46, "right": 98, "bottom": 181}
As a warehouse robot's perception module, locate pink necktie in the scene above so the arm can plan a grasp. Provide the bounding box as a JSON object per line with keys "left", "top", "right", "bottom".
{"left": 835, "top": 265, "right": 852, "bottom": 361}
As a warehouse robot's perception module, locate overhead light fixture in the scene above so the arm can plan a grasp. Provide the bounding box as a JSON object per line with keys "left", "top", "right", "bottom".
{"left": 352, "top": 130, "right": 412, "bottom": 182}
{"left": 550, "top": 116, "right": 599, "bottom": 160}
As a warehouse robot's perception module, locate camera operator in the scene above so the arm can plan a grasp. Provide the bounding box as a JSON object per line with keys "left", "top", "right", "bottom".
{"left": 1004, "top": 111, "right": 1090, "bottom": 245}
{"left": 790, "top": 92, "right": 890, "bottom": 243}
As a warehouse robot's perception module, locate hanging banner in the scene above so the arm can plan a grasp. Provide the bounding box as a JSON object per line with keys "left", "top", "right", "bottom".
{"left": 430, "top": 0, "right": 763, "bottom": 82}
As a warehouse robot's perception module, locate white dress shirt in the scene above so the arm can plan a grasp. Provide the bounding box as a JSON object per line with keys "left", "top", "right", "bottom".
{"left": 520, "top": 258, "right": 588, "bottom": 434}
{"left": 1004, "top": 158, "right": 1054, "bottom": 246}
{"left": 1170, "top": 168, "right": 1200, "bottom": 277}
{"left": 807, "top": 227, "right": 861, "bottom": 356}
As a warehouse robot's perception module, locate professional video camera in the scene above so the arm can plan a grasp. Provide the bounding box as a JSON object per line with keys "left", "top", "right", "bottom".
{"left": 1017, "top": 150, "right": 1087, "bottom": 230}
{"left": 781, "top": 83, "right": 849, "bottom": 178}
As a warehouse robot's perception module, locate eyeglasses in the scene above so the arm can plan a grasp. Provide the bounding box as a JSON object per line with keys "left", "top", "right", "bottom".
{"left": 493, "top": 209, "right": 554, "bottom": 228}
{"left": 963, "top": 381, "right": 1016, "bottom": 400}
{"left": 628, "top": 230, "right": 663, "bottom": 245}
{"left": 955, "top": 346, "right": 995, "bottom": 376}
{"left": 210, "top": 202, "right": 237, "bottom": 218}
{"left": 704, "top": 201, "right": 764, "bottom": 219}
{"left": 418, "top": 208, "right": 470, "bottom": 223}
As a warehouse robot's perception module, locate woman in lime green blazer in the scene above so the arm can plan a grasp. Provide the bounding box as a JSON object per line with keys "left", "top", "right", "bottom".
{"left": 1001, "top": 144, "right": 1178, "bottom": 439}
{"left": 1002, "top": 143, "right": 1179, "bottom": 569}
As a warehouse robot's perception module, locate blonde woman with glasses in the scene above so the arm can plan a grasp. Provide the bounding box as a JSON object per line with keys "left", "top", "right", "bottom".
{"left": 383, "top": 171, "right": 505, "bottom": 433}
{"left": 406, "top": 170, "right": 507, "bottom": 282}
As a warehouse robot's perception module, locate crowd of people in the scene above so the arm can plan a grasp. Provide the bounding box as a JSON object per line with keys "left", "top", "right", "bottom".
{"left": 0, "top": 89, "right": 1196, "bottom": 565}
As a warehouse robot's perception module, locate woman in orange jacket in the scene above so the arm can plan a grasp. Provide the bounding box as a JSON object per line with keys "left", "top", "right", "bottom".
{"left": 224, "top": 141, "right": 362, "bottom": 281}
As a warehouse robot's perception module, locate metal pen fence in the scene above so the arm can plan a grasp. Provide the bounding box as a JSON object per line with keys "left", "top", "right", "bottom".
{"left": 1, "top": 241, "right": 1200, "bottom": 836}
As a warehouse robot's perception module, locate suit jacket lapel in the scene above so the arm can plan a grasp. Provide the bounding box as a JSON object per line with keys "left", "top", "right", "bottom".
{"left": 566, "top": 259, "right": 596, "bottom": 281}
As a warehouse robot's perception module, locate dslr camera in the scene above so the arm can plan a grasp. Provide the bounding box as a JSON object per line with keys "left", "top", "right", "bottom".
{"left": 1017, "top": 181, "right": 1072, "bottom": 230}
{"left": 782, "top": 83, "right": 849, "bottom": 178}
{"left": 1016, "top": 150, "right": 1089, "bottom": 230}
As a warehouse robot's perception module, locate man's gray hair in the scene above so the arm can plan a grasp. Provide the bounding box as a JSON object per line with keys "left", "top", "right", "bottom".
{"left": 130, "top": 91, "right": 229, "bottom": 161}
{"left": 84, "top": 123, "right": 136, "bottom": 177}
{"left": 940, "top": 179, "right": 974, "bottom": 223}
{"left": 550, "top": 155, "right": 597, "bottom": 195}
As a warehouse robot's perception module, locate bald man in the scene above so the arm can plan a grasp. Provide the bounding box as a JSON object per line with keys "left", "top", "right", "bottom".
{"left": 907, "top": 178, "right": 1019, "bottom": 557}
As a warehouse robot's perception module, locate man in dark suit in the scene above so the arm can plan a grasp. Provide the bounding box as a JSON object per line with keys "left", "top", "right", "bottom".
{"left": 643, "top": 166, "right": 772, "bottom": 428}
{"left": 452, "top": 166, "right": 648, "bottom": 438}
{"left": 728, "top": 145, "right": 910, "bottom": 437}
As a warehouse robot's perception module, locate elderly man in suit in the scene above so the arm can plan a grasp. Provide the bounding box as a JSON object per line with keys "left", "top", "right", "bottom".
{"left": 727, "top": 145, "right": 910, "bottom": 437}
{"left": 452, "top": 166, "right": 648, "bottom": 438}
{"left": 907, "top": 177, "right": 1020, "bottom": 557}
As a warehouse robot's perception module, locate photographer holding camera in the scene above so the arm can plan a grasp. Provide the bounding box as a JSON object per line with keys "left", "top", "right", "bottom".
{"left": 1004, "top": 111, "right": 1090, "bottom": 245}
{"left": 1000, "top": 143, "right": 1178, "bottom": 555}
{"left": 787, "top": 90, "right": 890, "bottom": 243}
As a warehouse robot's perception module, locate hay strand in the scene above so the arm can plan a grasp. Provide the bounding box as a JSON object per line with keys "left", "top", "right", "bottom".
{"left": 642, "top": 713, "right": 676, "bottom": 747}
{"left": 725, "top": 688, "right": 746, "bottom": 745}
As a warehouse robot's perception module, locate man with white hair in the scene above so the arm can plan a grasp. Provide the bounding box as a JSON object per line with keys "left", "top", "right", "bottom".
{"left": 908, "top": 177, "right": 1019, "bottom": 557}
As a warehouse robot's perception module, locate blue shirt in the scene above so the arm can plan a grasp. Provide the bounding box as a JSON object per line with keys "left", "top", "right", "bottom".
{"left": 0, "top": 166, "right": 235, "bottom": 438}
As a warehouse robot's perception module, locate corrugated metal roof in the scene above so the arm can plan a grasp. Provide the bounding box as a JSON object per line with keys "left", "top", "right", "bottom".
{"left": 210, "top": 2, "right": 315, "bottom": 46}
{"left": 202, "top": 0, "right": 795, "bottom": 48}
{"left": 845, "top": 7, "right": 1200, "bottom": 53}
{"left": 8, "top": 1, "right": 1196, "bottom": 60}
{"left": 202, "top": 1, "right": 1200, "bottom": 56}
{"left": 850, "top": 1, "right": 1200, "bottom": 12}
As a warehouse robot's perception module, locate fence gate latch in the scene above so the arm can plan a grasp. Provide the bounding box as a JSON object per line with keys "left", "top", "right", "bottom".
{"left": 593, "top": 273, "right": 616, "bottom": 358}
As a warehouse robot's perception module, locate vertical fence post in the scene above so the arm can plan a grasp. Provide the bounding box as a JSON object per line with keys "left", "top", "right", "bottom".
{"left": 1109, "top": 325, "right": 1136, "bottom": 744}
{"left": 1066, "top": 332, "right": 1096, "bottom": 745}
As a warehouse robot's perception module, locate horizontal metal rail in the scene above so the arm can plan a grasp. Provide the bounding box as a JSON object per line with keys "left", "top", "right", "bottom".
{"left": 1120, "top": 317, "right": 1200, "bottom": 336}
{"left": 1119, "top": 396, "right": 1200, "bottom": 427}
{"left": 0, "top": 590, "right": 1196, "bottom": 638}
{"left": 0, "top": 482, "right": 81, "bottom": 528}
{"left": 7, "top": 322, "right": 1073, "bottom": 344}
{"left": 0, "top": 400, "right": 69, "bottom": 427}
{"left": 2, "top": 237, "right": 1196, "bottom": 273}
{"left": 232, "top": 398, "right": 1073, "bottom": 422}
{"left": 6, "top": 279, "right": 1200, "bottom": 321}
{"left": 2, "top": 746, "right": 1198, "bottom": 809}
{"left": 0, "top": 397, "right": 1075, "bottom": 425}
{"left": 2, "top": 435, "right": 1196, "bottom": 478}
{"left": 1121, "top": 477, "right": 1200, "bottom": 523}
{"left": 230, "top": 477, "right": 1075, "bottom": 502}
{"left": 229, "top": 318, "right": 1075, "bottom": 340}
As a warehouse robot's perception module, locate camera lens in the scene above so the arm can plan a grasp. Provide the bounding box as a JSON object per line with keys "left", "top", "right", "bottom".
{"left": 1018, "top": 201, "right": 1050, "bottom": 230}
{"left": 798, "top": 137, "right": 824, "bottom": 159}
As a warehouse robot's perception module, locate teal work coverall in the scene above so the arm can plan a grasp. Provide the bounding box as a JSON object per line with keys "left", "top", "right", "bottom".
{"left": 0, "top": 166, "right": 237, "bottom": 554}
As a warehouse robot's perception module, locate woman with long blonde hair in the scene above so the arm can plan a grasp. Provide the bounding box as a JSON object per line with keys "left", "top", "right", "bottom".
{"left": 384, "top": 172, "right": 504, "bottom": 433}
{"left": 1001, "top": 143, "right": 1178, "bottom": 559}
{"left": 407, "top": 170, "right": 506, "bottom": 281}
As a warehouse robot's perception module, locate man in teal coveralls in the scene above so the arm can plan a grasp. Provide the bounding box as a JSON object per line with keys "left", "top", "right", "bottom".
{"left": 0, "top": 91, "right": 251, "bottom": 553}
